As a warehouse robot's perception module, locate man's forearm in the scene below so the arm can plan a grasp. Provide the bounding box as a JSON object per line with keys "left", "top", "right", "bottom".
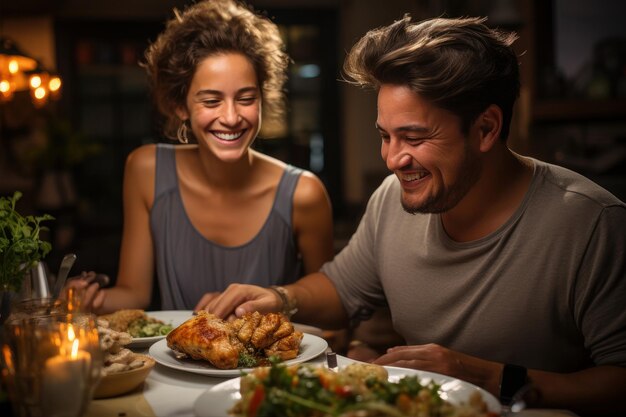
{"left": 287, "top": 272, "right": 349, "bottom": 329}
{"left": 529, "top": 365, "right": 626, "bottom": 415}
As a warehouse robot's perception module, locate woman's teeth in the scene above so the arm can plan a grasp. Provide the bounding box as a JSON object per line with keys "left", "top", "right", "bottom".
{"left": 214, "top": 131, "right": 243, "bottom": 141}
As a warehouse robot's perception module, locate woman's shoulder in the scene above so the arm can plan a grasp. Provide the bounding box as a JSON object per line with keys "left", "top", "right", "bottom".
{"left": 293, "top": 170, "right": 330, "bottom": 211}
{"left": 126, "top": 143, "right": 157, "bottom": 168}
{"left": 253, "top": 152, "right": 329, "bottom": 207}
{"left": 123, "top": 144, "right": 157, "bottom": 186}
{"left": 126, "top": 143, "right": 197, "bottom": 168}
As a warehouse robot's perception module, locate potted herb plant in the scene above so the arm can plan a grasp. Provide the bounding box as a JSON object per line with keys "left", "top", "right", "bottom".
{"left": 0, "top": 191, "right": 53, "bottom": 323}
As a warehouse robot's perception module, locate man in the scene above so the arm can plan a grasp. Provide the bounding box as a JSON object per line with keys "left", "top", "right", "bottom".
{"left": 206, "top": 16, "right": 626, "bottom": 415}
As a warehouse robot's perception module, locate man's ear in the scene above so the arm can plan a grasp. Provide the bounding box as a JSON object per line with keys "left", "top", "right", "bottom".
{"left": 477, "top": 104, "right": 502, "bottom": 153}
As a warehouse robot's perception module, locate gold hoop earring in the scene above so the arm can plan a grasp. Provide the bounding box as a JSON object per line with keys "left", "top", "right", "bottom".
{"left": 177, "top": 121, "right": 189, "bottom": 144}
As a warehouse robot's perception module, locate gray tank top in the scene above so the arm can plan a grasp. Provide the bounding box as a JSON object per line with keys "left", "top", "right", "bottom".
{"left": 150, "top": 144, "right": 303, "bottom": 309}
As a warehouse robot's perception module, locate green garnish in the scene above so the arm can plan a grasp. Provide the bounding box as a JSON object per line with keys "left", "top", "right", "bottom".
{"left": 238, "top": 350, "right": 258, "bottom": 368}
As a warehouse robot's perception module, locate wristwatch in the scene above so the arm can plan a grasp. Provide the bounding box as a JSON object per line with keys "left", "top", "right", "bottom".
{"left": 499, "top": 363, "right": 528, "bottom": 404}
{"left": 269, "top": 285, "right": 298, "bottom": 318}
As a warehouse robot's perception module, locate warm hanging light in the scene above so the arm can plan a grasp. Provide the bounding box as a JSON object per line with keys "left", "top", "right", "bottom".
{"left": 0, "top": 78, "right": 13, "bottom": 101}
{"left": 0, "top": 37, "right": 62, "bottom": 106}
{"left": 0, "top": 37, "right": 37, "bottom": 99}
{"left": 30, "top": 74, "right": 42, "bottom": 88}
{"left": 8, "top": 59, "right": 20, "bottom": 74}
{"left": 32, "top": 85, "right": 48, "bottom": 108}
{"left": 0, "top": 37, "right": 37, "bottom": 72}
{"left": 26, "top": 68, "right": 62, "bottom": 106}
{"left": 49, "top": 76, "right": 61, "bottom": 92}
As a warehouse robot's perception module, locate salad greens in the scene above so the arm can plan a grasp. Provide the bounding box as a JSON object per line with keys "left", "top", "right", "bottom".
{"left": 127, "top": 318, "right": 173, "bottom": 337}
{"left": 231, "top": 358, "right": 496, "bottom": 417}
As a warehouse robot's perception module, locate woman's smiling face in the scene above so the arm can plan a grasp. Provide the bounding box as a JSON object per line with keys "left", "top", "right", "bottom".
{"left": 377, "top": 84, "right": 482, "bottom": 214}
{"left": 181, "top": 52, "right": 261, "bottom": 162}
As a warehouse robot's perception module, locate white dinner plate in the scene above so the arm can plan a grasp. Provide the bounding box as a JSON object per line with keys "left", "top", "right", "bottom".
{"left": 192, "top": 365, "right": 501, "bottom": 417}
{"left": 128, "top": 310, "right": 194, "bottom": 348}
{"left": 149, "top": 333, "right": 328, "bottom": 377}
{"left": 292, "top": 322, "right": 324, "bottom": 337}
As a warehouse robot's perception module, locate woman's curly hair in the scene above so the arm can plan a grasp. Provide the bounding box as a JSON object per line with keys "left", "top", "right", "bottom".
{"left": 143, "top": 0, "right": 289, "bottom": 140}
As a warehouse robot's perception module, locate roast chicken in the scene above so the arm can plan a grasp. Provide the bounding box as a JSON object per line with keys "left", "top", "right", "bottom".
{"left": 166, "top": 311, "right": 303, "bottom": 369}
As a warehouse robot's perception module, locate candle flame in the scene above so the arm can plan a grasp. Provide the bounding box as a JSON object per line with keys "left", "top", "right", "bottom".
{"left": 1, "top": 345, "right": 14, "bottom": 369}
{"left": 67, "top": 324, "right": 76, "bottom": 341}
{"left": 71, "top": 339, "right": 80, "bottom": 359}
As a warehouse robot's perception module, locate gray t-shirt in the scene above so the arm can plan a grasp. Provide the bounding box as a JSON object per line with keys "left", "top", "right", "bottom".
{"left": 323, "top": 158, "right": 626, "bottom": 372}
{"left": 151, "top": 144, "right": 302, "bottom": 310}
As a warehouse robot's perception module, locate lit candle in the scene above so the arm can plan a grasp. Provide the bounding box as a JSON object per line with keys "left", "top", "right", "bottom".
{"left": 42, "top": 335, "right": 92, "bottom": 417}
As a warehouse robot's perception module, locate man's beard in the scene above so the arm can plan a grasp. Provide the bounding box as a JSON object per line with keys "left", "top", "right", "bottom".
{"left": 401, "top": 143, "right": 481, "bottom": 215}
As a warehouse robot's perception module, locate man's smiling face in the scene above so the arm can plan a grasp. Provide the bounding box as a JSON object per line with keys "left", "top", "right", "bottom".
{"left": 377, "top": 84, "right": 482, "bottom": 214}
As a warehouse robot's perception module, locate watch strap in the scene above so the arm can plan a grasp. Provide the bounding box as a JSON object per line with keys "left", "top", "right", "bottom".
{"left": 499, "top": 363, "right": 528, "bottom": 404}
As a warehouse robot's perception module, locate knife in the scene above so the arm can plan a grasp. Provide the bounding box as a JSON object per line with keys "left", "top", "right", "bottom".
{"left": 52, "top": 253, "right": 77, "bottom": 299}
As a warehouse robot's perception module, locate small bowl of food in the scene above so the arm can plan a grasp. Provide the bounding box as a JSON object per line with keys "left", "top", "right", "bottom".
{"left": 94, "top": 354, "right": 155, "bottom": 398}
{"left": 98, "top": 309, "right": 175, "bottom": 348}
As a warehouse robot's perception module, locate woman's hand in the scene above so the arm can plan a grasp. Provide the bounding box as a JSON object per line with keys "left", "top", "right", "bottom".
{"left": 64, "top": 271, "right": 109, "bottom": 313}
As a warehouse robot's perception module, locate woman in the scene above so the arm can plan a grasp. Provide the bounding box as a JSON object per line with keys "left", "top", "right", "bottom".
{"left": 74, "top": 0, "right": 334, "bottom": 314}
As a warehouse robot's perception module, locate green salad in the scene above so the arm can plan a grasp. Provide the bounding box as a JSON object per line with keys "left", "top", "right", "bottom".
{"left": 127, "top": 317, "right": 173, "bottom": 338}
{"left": 230, "top": 359, "right": 496, "bottom": 417}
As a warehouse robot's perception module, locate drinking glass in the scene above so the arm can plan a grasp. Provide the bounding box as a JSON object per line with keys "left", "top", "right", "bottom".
{"left": 4, "top": 261, "right": 67, "bottom": 323}
{"left": 18, "top": 261, "right": 52, "bottom": 300}
{"left": 10, "top": 297, "right": 68, "bottom": 319}
{"left": 1, "top": 313, "right": 103, "bottom": 417}
{"left": 1, "top": 262, "right": 56, "bottom": 326}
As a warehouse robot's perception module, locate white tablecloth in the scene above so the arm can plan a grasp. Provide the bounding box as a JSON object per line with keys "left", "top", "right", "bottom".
{"left": 88, "top": 349, "right": 578, "bottom": 417}
{"left": 87, "top": 348, "right": 329, "bottom": 417}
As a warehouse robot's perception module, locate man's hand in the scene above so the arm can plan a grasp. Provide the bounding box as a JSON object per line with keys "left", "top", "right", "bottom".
{"left": 373, "top": 343, "right": 502, "bottom": 396}
{"left": 203, "top": 283, "right": 283, "bottom": 319}
{"left": 193, "top": 292, "right": 221, "bottom": 312}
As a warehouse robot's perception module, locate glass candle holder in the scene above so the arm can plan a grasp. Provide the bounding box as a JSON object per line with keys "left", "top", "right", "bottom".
{"left": 10, "top": 297, "right": 68, "bottom": 318}
{"left": 1, "top": 313, "right": 102, "bottom": 417}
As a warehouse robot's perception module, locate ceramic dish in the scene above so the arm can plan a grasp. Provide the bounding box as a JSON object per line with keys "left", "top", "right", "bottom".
{"left": 128, "top": 310, "right": 194, "bottom": 348}
{"left": 149, "top": 333, "right": 328, "bottom": 377}
{"left": 192, "top": 365, "right": 501, "bottom": 417}
{"left": 94, "top": 354, "right": 155, "bottom": 398}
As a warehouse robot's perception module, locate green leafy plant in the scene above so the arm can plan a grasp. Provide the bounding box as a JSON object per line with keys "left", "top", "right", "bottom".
{"left": 0, "top": 191, "right": 54, "bottom": 291}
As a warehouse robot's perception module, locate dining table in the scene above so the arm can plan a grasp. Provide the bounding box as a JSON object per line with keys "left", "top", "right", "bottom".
{"left": 82, "top": 312, "right": 581, "bottom": 417}
{"left": 85, "top": 343, "right": 330, "bottom": 417}
{"left": 84, "top": 312, "right": 332, "bottom": 417}
{"left": 84, "top": 351, "right": 582, "bottom": 417}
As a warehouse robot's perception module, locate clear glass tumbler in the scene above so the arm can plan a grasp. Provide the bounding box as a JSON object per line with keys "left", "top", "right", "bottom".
{"left": 1, "top": 313, "right": 103, "bottom": 417}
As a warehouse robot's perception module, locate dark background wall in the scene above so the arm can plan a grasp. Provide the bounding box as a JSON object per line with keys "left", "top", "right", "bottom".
{"left": 1, "top": 0, "right": 625, "bottom": 298}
